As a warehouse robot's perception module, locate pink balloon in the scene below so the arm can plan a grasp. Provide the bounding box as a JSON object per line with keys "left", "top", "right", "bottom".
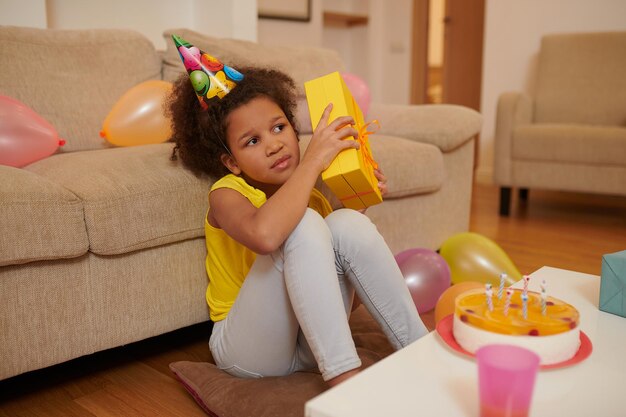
{"left": 342, "top": 72, "right": 371, "bottom": 118}
{"left": 395, "top": 247, "right": 423, "bottom": 267}
{"left": 0, "top": 96, "right": 65, "bottom": 168}
{"left": 397, "top": 248, "right": 451, "bottom": 313}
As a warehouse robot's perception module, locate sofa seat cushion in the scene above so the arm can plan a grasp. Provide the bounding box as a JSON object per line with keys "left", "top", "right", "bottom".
{"left": 513, "top": 124, "right": 626, "bottom": 165}
{"left": 300, "top": 133, "right": 444, "bottom": 204}
{"left": 25, "top": 144, "right": 211, "bottom": 256}
{"left": 0, "top": 26, "right": 162, "bottom": 153}
{"left": 161, "top": 28, "right": 345, "bottom": 97}
{"left": 0, "top": 166, "right": 88, "bottom": 266}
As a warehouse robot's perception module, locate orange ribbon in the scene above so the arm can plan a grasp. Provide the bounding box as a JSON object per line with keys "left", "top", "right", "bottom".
{"left": 339, "top": 189, "right": 377, "bottom": 203}
{"left": 356, "top": 119, "right": 380, "bottom": 171}
{"left": 338, "top": 119, "right": 381, "bottom": 205}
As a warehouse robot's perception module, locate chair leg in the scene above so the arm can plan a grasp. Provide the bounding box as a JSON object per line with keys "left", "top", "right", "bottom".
{"left": 519, "top": 188, "right": 529, "bottom": 201}
{"left": 499, "top": 187, "right": 511, "bottom": 216}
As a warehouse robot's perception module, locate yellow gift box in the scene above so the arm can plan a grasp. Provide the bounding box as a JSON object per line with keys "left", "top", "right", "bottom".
{"left": 304, "top": 72, "right": 382, "bottom": 210}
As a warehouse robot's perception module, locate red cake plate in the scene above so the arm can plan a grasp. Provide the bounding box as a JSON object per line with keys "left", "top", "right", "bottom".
{"left": 436, "top": 314, "right": 592, "bottom": 370}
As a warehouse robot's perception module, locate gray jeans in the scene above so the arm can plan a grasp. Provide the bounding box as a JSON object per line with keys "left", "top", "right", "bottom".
{"left": 209, "top": 208, "right": 428, "bottom": 381}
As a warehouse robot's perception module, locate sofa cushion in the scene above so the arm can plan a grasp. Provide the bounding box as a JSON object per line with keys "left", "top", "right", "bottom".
{"left": 0, "top": 166, "right": 88, "bottom": 266}
{"left": 0, "top": 26, "right": 162, "bottom": 153}
{"left": 26, "top": 144, "right": 210, "bottom": 256}
{"left": 161, "top": 28, "right": 345, "bottom": 97}
{"left": 513, "top": 124, "right": 626, "bottom": 165}
{"left": 170, "top": 349, "right": 380, "bottom": 417}
{"left": 299, "top": 133, "right": 444, "bottom": 205}
{"left": 169, "top": 305, "right": 393, "bottom": 417}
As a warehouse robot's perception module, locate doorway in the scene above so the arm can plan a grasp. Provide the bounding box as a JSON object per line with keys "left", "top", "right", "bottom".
{"left": 411, "top": 0, "right": 485, "bottom": 110}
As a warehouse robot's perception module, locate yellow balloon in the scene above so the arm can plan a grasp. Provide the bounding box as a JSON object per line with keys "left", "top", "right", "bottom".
{"left": 101, "top": 80, "right": 173, "bottom": 146}
{"left": 434, "top": 281, "right": 484, "bottom": 326}
{"left": 439, "top": 232, "right": 521, "bottom": 286}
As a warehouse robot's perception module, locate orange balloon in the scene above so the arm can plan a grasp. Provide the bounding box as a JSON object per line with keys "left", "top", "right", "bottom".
{"left": 101, "top": 80, "right": 173, "bottom": 146}
{"left": 434, "top": 281, "right": 484, "bottom": 326}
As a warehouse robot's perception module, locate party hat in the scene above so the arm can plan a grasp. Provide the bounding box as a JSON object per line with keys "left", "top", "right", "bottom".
{"left": 172, "top": 34, "right": 244, "bottom": 110}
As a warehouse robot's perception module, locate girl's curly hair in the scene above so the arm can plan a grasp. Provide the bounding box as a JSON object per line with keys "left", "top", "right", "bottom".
{"left": 166, "top": 67, "right": 298, "bottom": 178}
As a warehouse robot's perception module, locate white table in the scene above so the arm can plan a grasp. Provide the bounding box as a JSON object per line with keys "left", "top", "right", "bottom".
{"left": 305, "top": 267, "right": 626, "bottom": 417}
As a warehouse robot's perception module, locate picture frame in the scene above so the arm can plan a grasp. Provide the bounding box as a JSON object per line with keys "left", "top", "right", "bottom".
{"left": 258, "top": 0, "right": 311, "bottom": 22}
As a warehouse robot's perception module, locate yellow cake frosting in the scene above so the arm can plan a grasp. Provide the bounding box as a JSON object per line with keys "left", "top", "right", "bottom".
{"left": 454, "top": 288, "right": 579, "bottom": 336}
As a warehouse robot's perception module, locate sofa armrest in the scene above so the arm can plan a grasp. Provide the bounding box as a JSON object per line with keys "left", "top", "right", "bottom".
{"left": 367, "top": 103, "right": 482, "bottom": 153}
{"left": 493, "top": 92, "right": 533, "bottom": 185}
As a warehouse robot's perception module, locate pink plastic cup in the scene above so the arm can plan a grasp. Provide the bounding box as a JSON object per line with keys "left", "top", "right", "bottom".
{"left": 476, "top": 344, "right": 540, "bottom": 417}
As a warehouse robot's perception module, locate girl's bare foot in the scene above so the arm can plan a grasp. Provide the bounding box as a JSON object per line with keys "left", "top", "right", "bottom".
{"left": 326, "top": 368, "right": 361, "bottom": 387}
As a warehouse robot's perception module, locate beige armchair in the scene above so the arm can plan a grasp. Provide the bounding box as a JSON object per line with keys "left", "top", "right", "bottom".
{"left": 493, "top": 31, "right": 626, "bottom": 215}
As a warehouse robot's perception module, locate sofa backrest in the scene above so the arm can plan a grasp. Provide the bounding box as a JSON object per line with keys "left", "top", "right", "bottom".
{"left": 0, "top": 26, "right": 162, "bottom": 152}
{"left": 534, "top": 31, "right": 626, "bottom": 126}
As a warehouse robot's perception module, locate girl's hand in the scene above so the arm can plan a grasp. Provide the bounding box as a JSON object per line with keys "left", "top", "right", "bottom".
{"left": 356, "top": 167, "right": 387, "bottom": 214}
{"left": 302, "top": 103, "right": 360, "bottom": 172}
{"left": 374, "top": 167, "right": 388, "bottom": 196}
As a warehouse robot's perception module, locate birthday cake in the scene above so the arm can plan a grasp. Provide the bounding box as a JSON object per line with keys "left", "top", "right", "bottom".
{"left": 452, "top": 285, "right": 581, "bottom": 365}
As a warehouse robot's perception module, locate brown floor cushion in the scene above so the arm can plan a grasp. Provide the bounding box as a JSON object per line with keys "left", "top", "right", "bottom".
{"left": 170, "top": 305, "right": 394, "bottom": 417}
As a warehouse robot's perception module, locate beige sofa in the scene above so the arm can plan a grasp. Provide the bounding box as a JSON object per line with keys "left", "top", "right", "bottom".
{"left": 0, "top": 26, "right": 481, "bottom": 380}
{"left": 494, "top": 31, "right": 626, "bottom": 215}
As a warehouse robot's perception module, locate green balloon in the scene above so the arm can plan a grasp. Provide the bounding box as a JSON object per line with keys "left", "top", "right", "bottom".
{"left": 189, "top": 70, "right": 209, "bottom": 95}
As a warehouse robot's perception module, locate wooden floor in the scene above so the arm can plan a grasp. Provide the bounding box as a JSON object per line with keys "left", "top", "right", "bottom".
{"left": 1, "top": 182, "right": 625, "bottom": 416}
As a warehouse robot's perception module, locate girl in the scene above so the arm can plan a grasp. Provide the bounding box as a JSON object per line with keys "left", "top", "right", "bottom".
{"left": 167, "top": 42, "right": 428, "bottom": 387}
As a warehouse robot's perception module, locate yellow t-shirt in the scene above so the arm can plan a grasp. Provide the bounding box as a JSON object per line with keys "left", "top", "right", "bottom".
{"left": 205, "top": 174, "right": 333, "bottom": 322}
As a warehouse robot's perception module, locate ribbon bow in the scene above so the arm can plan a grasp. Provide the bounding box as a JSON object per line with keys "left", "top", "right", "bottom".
{"left": 336, "top": 118, "right": 381, "bottom": 205}
{"left": 356, "top": 119, "right": 380, "bottom": 171}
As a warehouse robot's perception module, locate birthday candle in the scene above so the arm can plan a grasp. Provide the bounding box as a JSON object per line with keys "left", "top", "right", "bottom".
{"left": 523, "top": 275, "right": 530, "bottom": 296}
{"left": 504, "top": 288, "right": 513, "bottom": 316}
{"left": 498, "top": 273, "right": 507, "bottom": 299}
{"left": 521, "top": 293, "right": 529, "bottom": 319}
{"left": 485, "top": 283, "right": 493, "bottom": 312}
{"left": 540, "top": 279, "right": 547, "bottom": 316}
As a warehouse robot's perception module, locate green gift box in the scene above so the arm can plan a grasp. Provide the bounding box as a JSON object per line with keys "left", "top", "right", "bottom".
{"left": 599, "top": 250, "right": 626, "bottom": 318}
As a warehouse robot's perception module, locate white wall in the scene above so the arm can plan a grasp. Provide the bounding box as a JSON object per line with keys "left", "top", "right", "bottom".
{"left": 321, "top": 0, "right": 369, "bottom": 94}
{"left": 478, "top": 0, "right": 626, "bottom": 184}
{"left": 367, "top": 0, "right": 413, "bottom": 105}
{"left": 0, "top": 0, "right": 47, "bottom": 28}
{"left": 259, "top": 0, "right": 413, "bottom": 105}
{"left": 258, "top": 0, "right": 324, "bottom": 47}
{"left": 0, "top": 0, "right": 257, "bottom": 49}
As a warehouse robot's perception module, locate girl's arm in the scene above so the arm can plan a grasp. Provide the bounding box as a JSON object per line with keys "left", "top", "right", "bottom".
{"left": 210, "top": 104, "right": 359, "bottom": 254}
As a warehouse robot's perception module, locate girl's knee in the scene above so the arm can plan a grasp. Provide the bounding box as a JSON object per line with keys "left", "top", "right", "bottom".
{"left": 299, "top": 208, "right": 327, "bottom": 230}
{"left": 326, "top": 209, "right": 378, "bottom": 240}
{"left": 287, "top": 208, "right": 331, "bottom": 244}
